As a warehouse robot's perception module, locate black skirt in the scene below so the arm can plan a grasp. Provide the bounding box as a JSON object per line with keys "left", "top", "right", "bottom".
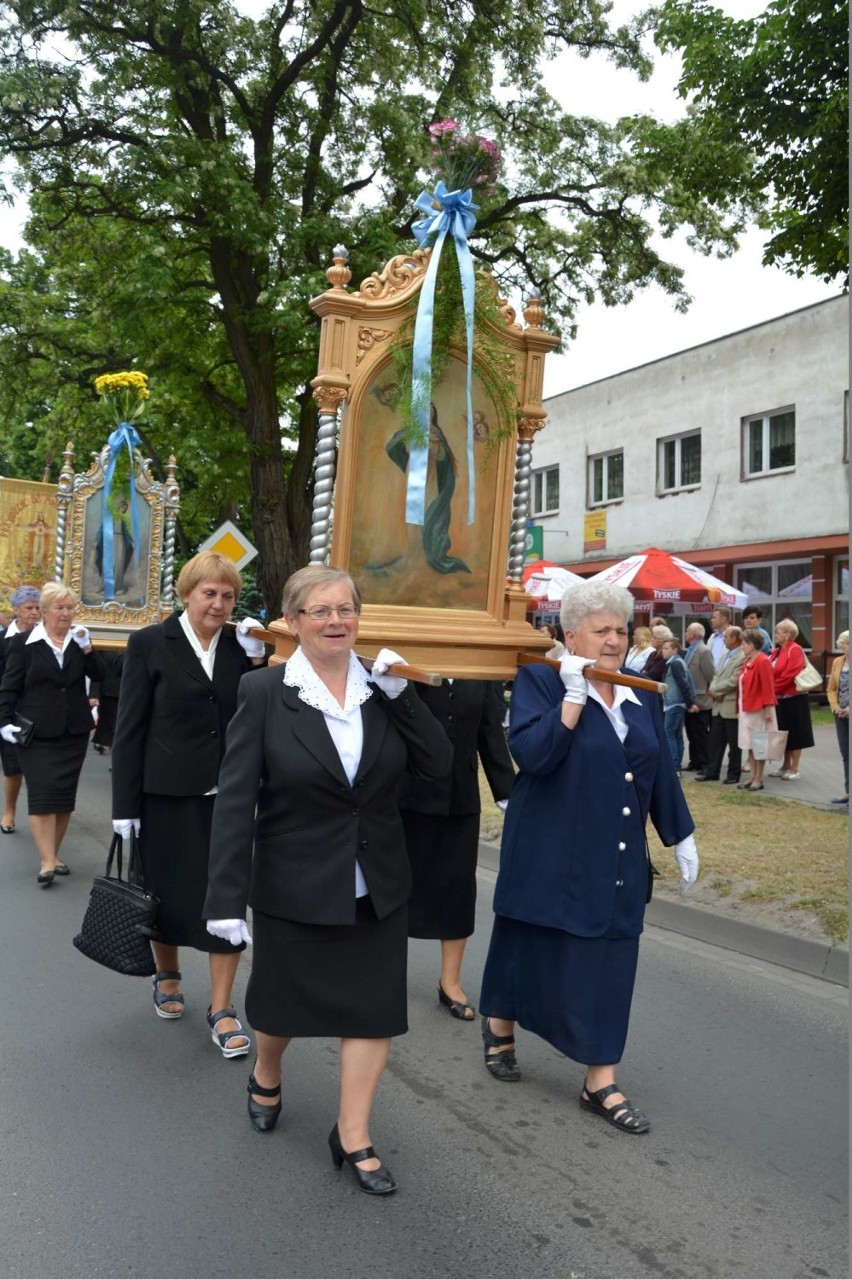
{"left": 479, "top": 915, "right": 640, "bottom": 1067}
{"left": 19, "top": 732, "right": 89, "bottom": 814}
{"left": 139, "top": 793, "right": 244, "bottom": 954}
{"left": 92, "top": 697, "right": 118, "bottom": 749}
{"left": 775, "top": 692, "right": 815, "bottom": 752}
{"left": 404, "top": 811, "right": 480, "bottom": 939}
{"left": 0, "top": 737, "right": 21, "bottom": 778}
{"left": 245, "top": 898, "right": 408, "bottom": 1038}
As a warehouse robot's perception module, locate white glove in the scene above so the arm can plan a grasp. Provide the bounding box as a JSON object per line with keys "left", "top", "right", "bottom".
{"left": 496, "top": 799, "right": 509, "bottom": 812}
{"left": 674, "top": 833, "right": 699, "bottom": 894}
{"left": 559, "top": 654, "right": 597, "bottom": 705}
{"left": 206, "top": 918, "right": 253, "bottom": 946}
{"left": 370, "top": 647, "right": 408, "bottom": 699}
{"left": 0, "top": 724, "right": 21, "bottom": 744}
{"left": 72, "top": 626, "right": 92, "bottom": 649}
{"left": 112, "top": 818, "right": 141, "bottom": 839}
{"left": 236, "top": 617, "right": 266, "bottom": 659}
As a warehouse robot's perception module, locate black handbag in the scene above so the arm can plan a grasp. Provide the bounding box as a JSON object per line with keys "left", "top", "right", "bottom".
{"left": 73, "top": 832, "right": 160, "bottom": 976}
{"left": 11, "top": 712, "right": 35, "bottom": 746}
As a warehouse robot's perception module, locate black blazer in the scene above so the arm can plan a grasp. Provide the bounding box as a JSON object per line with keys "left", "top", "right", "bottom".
{"left": 111, "top": 613, "right": 257, "bottom": 816}
{"left": 203, "top": 664, "right": 454, "bottom": 926}
{"left": 398, "top": 680, "right": 515, "bottom": 816}
{"left": 0, "top": 632, "right": 104, "bottom": 738}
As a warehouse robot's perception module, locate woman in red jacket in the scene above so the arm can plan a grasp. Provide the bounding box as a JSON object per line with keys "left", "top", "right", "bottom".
{"left": 769, "top": 618, "right": 814, "bottom": 780}
{"left": 737, "top": 629, "right": 777, "bottom": 791}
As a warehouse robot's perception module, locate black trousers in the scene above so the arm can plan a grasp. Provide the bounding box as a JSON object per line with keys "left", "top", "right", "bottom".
{"left": 705, "top": 715, "right": 742, "bottom": 781}
{"left": 685, "top": 708, "right": 712, "bottom": 770}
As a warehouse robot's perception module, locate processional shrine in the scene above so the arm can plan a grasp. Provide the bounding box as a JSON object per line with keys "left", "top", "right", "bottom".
{"left": 53, "top": 439, "right": 181, "bottom": 646}
{"left": 267, "top": 245, "right": 559, "bottom": 678}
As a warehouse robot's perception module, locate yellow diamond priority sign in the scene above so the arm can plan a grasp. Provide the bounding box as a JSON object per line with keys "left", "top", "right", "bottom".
{"left": 197, "top": 520, "right": 258, "bottom": 570}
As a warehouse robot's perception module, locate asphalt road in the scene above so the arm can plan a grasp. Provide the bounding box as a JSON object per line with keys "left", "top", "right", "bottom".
{"left": 0, "top": 750, "right": 846, "bottom": 1279}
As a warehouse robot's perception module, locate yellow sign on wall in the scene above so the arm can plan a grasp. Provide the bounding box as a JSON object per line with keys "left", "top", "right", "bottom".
{"left": 0, "top": 478, "right": 58, "bottom": 606}
{"left": 583, "top": 509, "right": 607, "bottom": 553}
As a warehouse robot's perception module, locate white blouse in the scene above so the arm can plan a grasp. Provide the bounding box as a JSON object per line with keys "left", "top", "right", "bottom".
{"left": 283, "top": 646, "right": 375, "bottom": 898}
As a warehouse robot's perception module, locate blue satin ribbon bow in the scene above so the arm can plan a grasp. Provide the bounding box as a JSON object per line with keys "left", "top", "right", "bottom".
{"left": 408, "top": 181, "right": 478, "bottom": 526}
{"left": 101, "top": 422, "right": 141, "bottom": 600}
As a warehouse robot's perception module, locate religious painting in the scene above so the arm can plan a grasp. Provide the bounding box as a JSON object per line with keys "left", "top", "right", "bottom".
{"left": 345, "top": 354, "right": 504, "bottom": 611}
{"left": 80, "top": 486, "right": 153, "bottom": 609}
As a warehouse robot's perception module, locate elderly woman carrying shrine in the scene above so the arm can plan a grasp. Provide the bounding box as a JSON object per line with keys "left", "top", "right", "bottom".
{"left": 479, "top": 582, "right": 698, "bottom": 1134}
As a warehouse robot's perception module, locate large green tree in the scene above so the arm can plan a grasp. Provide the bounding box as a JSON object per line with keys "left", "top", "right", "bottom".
{"left": 0, "top": 0, "right": 755, "bottom": 612}
{"left": 656, "top": 0, "right": 848, "bottom": 284}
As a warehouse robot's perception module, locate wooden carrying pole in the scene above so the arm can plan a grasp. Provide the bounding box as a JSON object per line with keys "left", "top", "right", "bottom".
{"left": 517, "top": 652, "right": 666, "bottom": 695}
{"left": 235, "top": 623, "right": 443, "bottom": 687}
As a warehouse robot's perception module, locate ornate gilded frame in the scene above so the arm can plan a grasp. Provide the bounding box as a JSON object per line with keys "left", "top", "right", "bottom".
{"left": 55, "top": 440, "right": 180, "bottom": 643}
{"left": 268, "top": 246, "right": 559, "bottom": 678}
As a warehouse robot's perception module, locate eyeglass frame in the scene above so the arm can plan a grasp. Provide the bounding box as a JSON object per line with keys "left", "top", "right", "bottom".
{"left": 297, "top": 604, "right": 361, "bottom": 621}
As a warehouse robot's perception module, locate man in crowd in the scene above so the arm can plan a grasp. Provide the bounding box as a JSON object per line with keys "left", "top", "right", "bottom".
{"left": 684, "top": 622, "right": 715, "bottom": 773}
{"left": 697, "top": 626, "right": 745, "bottom": 785}
{"left": 707, "top": 606, "right": 733, "bottom": 669}
{"left": 743, "top": 606, "right": 772, "bottom": 654}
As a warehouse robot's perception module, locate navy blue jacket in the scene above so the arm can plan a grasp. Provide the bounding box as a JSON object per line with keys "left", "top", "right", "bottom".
{"left": 493, "top": 664, "right": 694, "bottom": 939}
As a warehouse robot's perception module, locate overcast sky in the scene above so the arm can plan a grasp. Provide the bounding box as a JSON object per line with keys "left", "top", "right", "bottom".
{"left": 539, "top": 0, "right": 840, "bottom": 395}
{"left": 0, "top": 0, "right": 839, "bottom": 399}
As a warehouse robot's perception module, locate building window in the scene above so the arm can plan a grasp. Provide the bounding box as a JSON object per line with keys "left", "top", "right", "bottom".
{"left": 742, "top": 408, "right": 795, "bottom": 477}
{"left": 657, "top": 430, "right": 701, "bottom": 493}
{"left": 834, "top": 393, "right": 844, "bottom": 470}
{"left": 588, "top": 450, "right": 623, "bottom": 505}
{"left": 531, "top": 466, "right": 559, "bottom": 516}
{"left": 736, "top": 559, "right": 812, "bottom": 647}
{"left": 835, "top": 555, "right": 849, "bottom": 639}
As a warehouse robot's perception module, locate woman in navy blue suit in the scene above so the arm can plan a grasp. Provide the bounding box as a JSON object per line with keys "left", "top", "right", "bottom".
{"left": 479, "top": 583, "right": 698, "bottom": 1134}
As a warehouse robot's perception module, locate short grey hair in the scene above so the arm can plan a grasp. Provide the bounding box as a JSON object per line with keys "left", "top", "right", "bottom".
{"left": 776, "top": 617, "right": 799, "bottom": 640}
{"left": 560, "top": 582, "right": 633, "bottom": 634}
{"left": 281, "top": 565, "right": 361, "bottom": 619}
{"left": 651, "top": 624, "right": 674, "bottom": 642}
{"left": 685, "top": 622, "right": 705, "bottom": 641}
{"left": 836, "top": 630, "right": 849, "bottom": 647}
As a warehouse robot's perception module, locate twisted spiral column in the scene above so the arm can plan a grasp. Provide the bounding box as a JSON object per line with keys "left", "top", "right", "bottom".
{"left": 53, "top": 441, "right": 75, "bottom": 582}
{"left": 309, "top": 390, "right": 345, "bottom": 564}
{"left": 508, "top": 436, "right": 533, "bottom": 581}
{"left": 161, "top": 454, "right": 180, "bottom": 608}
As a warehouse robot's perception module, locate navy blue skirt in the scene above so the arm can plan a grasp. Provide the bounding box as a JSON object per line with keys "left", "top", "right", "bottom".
{"left": 479, "top": 915, "right": 640, "bottom": 1066}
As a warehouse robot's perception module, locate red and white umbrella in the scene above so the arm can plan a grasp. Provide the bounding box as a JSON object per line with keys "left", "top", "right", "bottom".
{"left": 522, "top": 560, "right": 585, "bottom": 602}
{"left": 586, "top": 547, "right": 747, "bottom": 611}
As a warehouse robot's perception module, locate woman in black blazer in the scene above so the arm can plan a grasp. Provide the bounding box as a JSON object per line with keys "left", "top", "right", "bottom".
{"left": 111, "top": 552, "right": 266, "bottom": 1057}
{"left": 400, "top": 680, "right": 514, "bottom": 1020}
{"left": 0, "top": 583, "right": 104, "bottom": 886}
{"left": 204, "top": 566, "right": 452, "bottom": 1195}
{"left": 0, "top": 584, "right": 42, "bottom": 833}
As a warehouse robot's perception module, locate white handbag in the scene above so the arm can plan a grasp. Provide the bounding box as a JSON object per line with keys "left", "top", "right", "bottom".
{"left": 794, "top": 658, "right": 822, "bottom": 693}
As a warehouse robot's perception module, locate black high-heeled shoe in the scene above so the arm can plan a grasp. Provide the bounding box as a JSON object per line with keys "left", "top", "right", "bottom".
{"left": 328, "top": 1123, "right": 397, "bottom": 1195}
{"left": 247, "top": 1069, "right": 282, "bottom": 1133}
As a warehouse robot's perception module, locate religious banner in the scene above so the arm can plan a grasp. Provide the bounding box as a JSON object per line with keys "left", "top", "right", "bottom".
{"left": 0, "top": 478, "right": 58, "bottom": 608}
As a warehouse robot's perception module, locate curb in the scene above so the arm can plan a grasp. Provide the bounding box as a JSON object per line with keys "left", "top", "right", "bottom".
{"left": 478, "top": 841, "right": 848, "bottom": 989}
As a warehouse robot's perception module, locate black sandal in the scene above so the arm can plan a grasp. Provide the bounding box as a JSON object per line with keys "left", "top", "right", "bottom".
{"left": 481, "top": 1016, "right": 521, "bottom": 1082}
{"left": 580, "top": 1082, "right": 650, "bottom": 1134}
{"left": 438, "top": 983, "right": 475, "bottom": 1020}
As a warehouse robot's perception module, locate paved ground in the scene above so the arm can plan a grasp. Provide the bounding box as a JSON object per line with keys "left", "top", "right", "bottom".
{"left": 678, "top": 720, "right": 848, "bottom": 812}
{"left": 0, "top": 751, "right": 847, "bottom": 1279}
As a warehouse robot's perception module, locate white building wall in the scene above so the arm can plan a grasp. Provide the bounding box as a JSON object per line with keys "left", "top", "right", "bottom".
{"left": 532, "top": 297, "right": 848, "bottom": 564}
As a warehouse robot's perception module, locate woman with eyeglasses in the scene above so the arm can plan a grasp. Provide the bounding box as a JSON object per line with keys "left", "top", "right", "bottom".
{"left": 204, "top": 565, "right": 452, "bottom": 1196}
{"left": 111, "top": 551, "right": 266, "bottom": 1056}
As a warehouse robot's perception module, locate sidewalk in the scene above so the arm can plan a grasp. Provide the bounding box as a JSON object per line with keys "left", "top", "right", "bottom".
{"left": 684, "top": 720, "right": 847, "bottom": 812}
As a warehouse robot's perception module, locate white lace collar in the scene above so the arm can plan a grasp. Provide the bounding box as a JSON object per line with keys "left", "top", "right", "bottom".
{"left": 283, "top": 645, "right": 374, "bottom": 719}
